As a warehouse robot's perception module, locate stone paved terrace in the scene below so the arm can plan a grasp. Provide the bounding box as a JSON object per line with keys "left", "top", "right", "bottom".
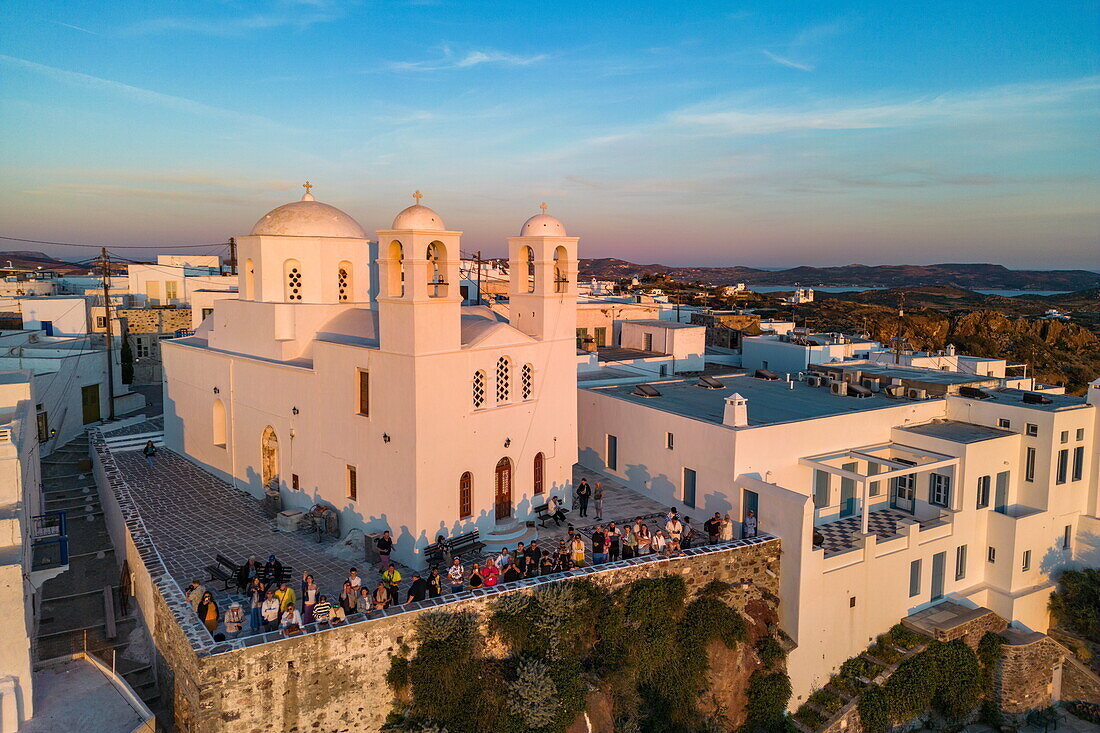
{"left": 105, "top": 435, "right": 746, "bottom": 644}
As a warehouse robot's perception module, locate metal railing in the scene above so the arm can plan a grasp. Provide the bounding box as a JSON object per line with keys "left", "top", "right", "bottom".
{"left": 31, "top": 509, "right": 69, "bottom": 569}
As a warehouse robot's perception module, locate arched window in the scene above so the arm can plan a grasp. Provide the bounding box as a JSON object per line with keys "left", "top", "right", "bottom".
{"left": 472, "top": 370, "right": 486, "bottom": 409}
{"left": 212, "top": 398, "right": 227, "bottom": 447}
{"left": 337, "top": 261, "right": 352, "bottom": 302}
{"left": 521, "top": 363, "right": 534, "bottom": 399}
{"left": 533, "top": 452, "right": 544, "bottom": 495}
{"left": 459, "top": 472, "right": 473, "bottom": 519}
{"left": 387, "top": 241, "right": 405, "bottom": 297}
{"left": 427, "top": 241, "right": 447, "bottom": 297}
{"left": 554, "top": 246, "right": 569, "bottom": 293}
{"left": 521, "top": 246, "right": 535, "bottom": 293}
{"left": 496, "top": 356, "right": 511, "bottom": 403}
{"left": 284, "top": 259, "right": 303, "bottom": 302}
{"left": 244, "top": 258, "right": 255, "bottom": 300}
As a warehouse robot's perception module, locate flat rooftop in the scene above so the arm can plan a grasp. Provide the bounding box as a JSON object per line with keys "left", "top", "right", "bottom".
{"left": 899, "top": 419, "right": 1015, "bottom": 444}
{"left": 819, "top": 362, "right": 992, "bottom": 386}
{"left": 620, "top": 319, "right": 700, "bottom": 329}
{"left": 23, "top": 657, "right": 151, "bottom": 733}
{"left": 961, "top": 387, "right": 1089, "bottom": 412}
{"left": 597, "top": 347, "right": 664, "bottom": 361}
{"left": 588, "top": 373, "right": 919, "bottom": 427}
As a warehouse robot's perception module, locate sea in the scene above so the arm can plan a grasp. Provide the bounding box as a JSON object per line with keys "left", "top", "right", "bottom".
{"left": 748, "top": 285, "right": 1071, "bottom": 297}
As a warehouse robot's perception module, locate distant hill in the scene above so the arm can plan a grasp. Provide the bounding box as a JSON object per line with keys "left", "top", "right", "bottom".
{"left": 578, "top": 258, "right": 1100, "bottom": 291}
{"left": 0, "top": 251, "right": 94, "bottom": 275}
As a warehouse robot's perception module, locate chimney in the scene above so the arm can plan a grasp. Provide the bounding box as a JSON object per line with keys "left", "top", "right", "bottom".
{"left": 723, "top": 392, "right": 749, "bottom": 427}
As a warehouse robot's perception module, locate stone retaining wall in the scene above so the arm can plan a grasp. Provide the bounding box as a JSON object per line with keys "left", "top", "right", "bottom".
{"left": 995, "top": 633, "right": 1066, "bottom": 715}
{"left": 91, "top": 429, "right": 782, "bottom": 732}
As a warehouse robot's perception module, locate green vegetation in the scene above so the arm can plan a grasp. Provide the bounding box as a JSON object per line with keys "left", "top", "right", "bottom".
{"left": 120, "top": 338, "right": 134, "bottom": 384}
{"left": 1049, "top": 568, "right": 1100, "bottom": 643}
{"left": 856, "top": 686, "right": 890, "bottom": 733}
{"left": 385, "top": 576, "right": 787, "bottom": 733}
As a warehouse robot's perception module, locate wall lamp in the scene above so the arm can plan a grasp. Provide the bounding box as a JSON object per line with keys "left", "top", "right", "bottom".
{"left": 212, "top": 387, "right": 220, "bottom": 394}
{"left": 292, "top": 406, "right": 300, "bottom": 415}
{"left": 382, "top": 433, "right": 391, "bottom": 443}
{"left": 504, "top": 438, "right": 511, "bottom": 448}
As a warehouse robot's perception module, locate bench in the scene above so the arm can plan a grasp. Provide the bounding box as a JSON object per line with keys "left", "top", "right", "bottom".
{"left": 423, "top": 542, "right": 447, "bottom": 568}
{"left": 215, "top": 553, "right": 240, "bottom": 575}
{"left": 205, "top": 564, "right": 235, "bottom": 590}
{"left": 448, "top": 529, "right": 484, "bottom": 561}
{"left": 534, "top": 502, "right": 568, "bottom": 527}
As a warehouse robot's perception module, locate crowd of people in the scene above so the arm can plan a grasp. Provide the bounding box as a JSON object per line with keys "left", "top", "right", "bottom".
{"left": 183, "top": 504, "right": 758, "bottom": 641}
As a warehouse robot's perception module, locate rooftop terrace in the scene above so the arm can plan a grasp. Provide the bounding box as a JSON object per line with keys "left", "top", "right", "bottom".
{"left": 817, "top": 362, "right": 993, "bottom": 386}
{"left": 588, "top": 373, "right": 918, "bottom": 427}
{"left": 899, "top": 419, "right": 1016, "bottom": 444}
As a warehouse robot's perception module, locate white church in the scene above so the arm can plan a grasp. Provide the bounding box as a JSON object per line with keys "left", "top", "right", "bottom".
{"left": 162, "top": 187, "right": 580, "bottom": 567}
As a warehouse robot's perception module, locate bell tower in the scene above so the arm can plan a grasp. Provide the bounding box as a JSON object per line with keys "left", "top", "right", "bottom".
{"left": 376, "top": 192, "right": 462, "bottom": 354}
{"left": 507, "top": 204, "right": 579, "bottom": 343}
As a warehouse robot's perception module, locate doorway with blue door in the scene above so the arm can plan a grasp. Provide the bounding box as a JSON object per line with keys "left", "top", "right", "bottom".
{"left": 840, "top": 462, "right": 858, "bottom": 517}
{"left": 742, "top": 488, "right": 758, "bottom": 537}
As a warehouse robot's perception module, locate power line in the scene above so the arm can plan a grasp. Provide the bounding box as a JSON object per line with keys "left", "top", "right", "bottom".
{"left": 0, "top": 234, "right": 229, "bottom": 250}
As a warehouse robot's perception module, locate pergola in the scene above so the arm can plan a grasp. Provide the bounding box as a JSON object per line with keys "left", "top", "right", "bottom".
{"left": 799, "top": 442, "right": 959, "bottom": 534}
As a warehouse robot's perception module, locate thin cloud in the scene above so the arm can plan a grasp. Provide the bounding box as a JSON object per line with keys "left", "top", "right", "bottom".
{"left": 761, "top": 50, "right": 813, "bottom": 72}
{"left": 389, "top": 47, "right": 547, "bottom": 72}
{"left": 0, "top": 54, "right": 294, "bottom": 130}
{"left": 119, "top": 1, "right": 345, "bottom": 37}
{"left": 50, "top": 21, "right": 97, "bottom": 35}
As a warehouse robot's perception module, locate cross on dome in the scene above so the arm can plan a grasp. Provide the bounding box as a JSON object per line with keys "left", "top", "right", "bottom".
{"left": 540, "top": 202, "right": 548, "bottom": 214}
{"left": 413, "top": 190, "right": 423, "bottom": 205}
{"left": 300, "top": 180, "right": 315, "bottom": 201}
{"left": 303, "top": 181, "right": 313, "bottom": 195}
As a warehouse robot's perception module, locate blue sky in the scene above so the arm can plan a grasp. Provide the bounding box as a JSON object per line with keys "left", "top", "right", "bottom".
{"left": 1, "top": 1, "right": 1097, "bottom": 267}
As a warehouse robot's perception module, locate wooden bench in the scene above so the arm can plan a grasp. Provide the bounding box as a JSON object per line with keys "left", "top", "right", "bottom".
{"left": 448, "top": 529, "right": 484, "bottom": 561}
{"left": 215, "top": 553, "right": 240, "bottom": 576}
{"left": 534, "top": 502, "right": 567, "bottom": 527}
{"left": 103, "top": 586, "right": 116, "bottom": 640}
{"left": 423, "top": 542, "right": 447, "bottom": 568}
{"left": 205, "top": 563, "right": 235, "bottom": 590}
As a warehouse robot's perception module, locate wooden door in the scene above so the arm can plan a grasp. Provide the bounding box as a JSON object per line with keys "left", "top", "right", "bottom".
{"left": 81, "top": 385, "right": 100, "bottom": 424}
{"left": 495, "top": 458, "right": 512, "bottom": 521}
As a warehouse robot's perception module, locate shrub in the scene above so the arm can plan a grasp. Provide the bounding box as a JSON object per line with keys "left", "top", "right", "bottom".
{"left": 866, "top": 642, "right": 902, "bottom": 665}
{"left": 1049, "top": 568, "right": 1100, "bottom": 643}
{"left": 505, "top": 658, "right": 560, "bottom": 729}
{"left": 881, "top": 623, "right": 927, "bottom": 650}
{"left": 883, "top": 647, "right": 939, "bottom": 722}
{"left": 857, "top": 686, "right": 890, "bottom": 733}
{"left": 743, "top": 670, "right": 792, "bottom": 731}
{"left": 808, "top": 688, "right": 843, "bottom": 714}
{"left": 386, "top": 655, "right": 410, "bottom": 690}
{"left": 793, "top": 705, "right": 828, "bottom": 730}
{"left": 927, "top": 640, "right": 983, "bottom": 721}
{"left": 756, "top": 636, "right": 786, "bottom": 669}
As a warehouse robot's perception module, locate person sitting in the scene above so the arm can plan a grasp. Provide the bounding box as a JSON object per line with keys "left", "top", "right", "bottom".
{"left": 329, "top": 603, "right": 347, "bottom": 626}
{"left": 279, "top": 603, "right": 302, "bottom": 635}
{"left": 263, "top": 554, "right": 283, "bottom": 589}
{"left": 547, "top": 496, "right": 567, "bottom": 526}
{"left": 372, "top": 582, "right": 390, "bottom": 610}
{"left": 312, "top": 595, "right": 332, "bottom": 624}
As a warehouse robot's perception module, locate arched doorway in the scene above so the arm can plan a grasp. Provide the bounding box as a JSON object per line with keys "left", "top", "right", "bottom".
{"left": 261, "top": 426, "right": 279, "bottom": 490}
{"left": 494, "top": 457, "right": 512, "bottom": 521}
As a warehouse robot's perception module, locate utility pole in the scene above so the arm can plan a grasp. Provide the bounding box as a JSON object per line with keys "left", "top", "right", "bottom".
{"left": 100, "top": 248, "right": 117, "bottom": 421}
{"left": 228, "top": 237, "right": 237, "bottom": 275}
{"left": 475, "top": 250, "right": 482, "bottom": 306}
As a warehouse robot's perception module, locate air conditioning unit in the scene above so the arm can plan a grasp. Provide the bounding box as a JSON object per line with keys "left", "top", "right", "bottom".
{"left": 907, "top": 388, "right": 928, "bottom": 400}
{"left": 830, "top": 380, "right": 846, "bottom": 396}
{"left": 806, "top": 375, "right": 822, "bottom": 388}
{"left": 862, "top": 378, "right": 881, "bottom": 392}
{"left": 884, "top": 384, "right": 905, "bottom": 398}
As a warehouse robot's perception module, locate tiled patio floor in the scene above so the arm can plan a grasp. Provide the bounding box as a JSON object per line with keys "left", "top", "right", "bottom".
{"left": 815, "top": 508, "right": 916, "bottom": 555}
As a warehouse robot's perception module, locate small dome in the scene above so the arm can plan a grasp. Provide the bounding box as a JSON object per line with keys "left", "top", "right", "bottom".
{"left": 521, "top": 205, "right": 566, "bottom": 236}
{"left": 251, "top": 191, "right": 366, "bottom": 238}
{"left": 392, "top": 204, "right": 445, "bottom": 231}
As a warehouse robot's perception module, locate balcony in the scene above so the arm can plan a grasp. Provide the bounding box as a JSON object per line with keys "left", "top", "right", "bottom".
{"left": 813, "top": 507, "right": 950, "bottom": 558}
{"left": 29, "top": 509, "right": 69, "bottom": 587}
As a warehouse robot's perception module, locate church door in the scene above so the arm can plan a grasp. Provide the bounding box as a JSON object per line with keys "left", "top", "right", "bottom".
{"left": 495, "top": 458, "right": 512, "bottom": 522}
{"left": 261, "top": 426, "right": 279, "bottom": 490}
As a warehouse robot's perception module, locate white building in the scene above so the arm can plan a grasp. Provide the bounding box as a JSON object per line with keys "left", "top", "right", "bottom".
{"left": 18, "top": 296, "right": 91, "bottom": 337}
{"left": 162, "top": 190, "right": 580, "bottom": 567}
{"left": 127, "top": 256, "right": 235, "bottom": 308}
{"left": 577, "top": 369, "right": 1099, "bottom": 705}
{"left": 0, "top": 371, "right": 71, "bottom": 730}
{"left": 741, "top": 331, "right": 881, "bottom": 375}
{"left": 785, "top": 287, "right": 814, "bottom": 305}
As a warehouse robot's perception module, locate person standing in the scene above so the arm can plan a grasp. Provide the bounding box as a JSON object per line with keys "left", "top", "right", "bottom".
{"left": 591, "top": 526, "right": 607, "bottom": 564}
{"left": 184, "top": 580, "right": 205, "bottom": 612}
{"left": 607, "top": 522, "right": 622, "bottom": 561}
{"left": 373, "top": 582, "right": 392, "bottom": 609}
{"left": 261, "top": 590, "right": 281, "bottom": 632}
{"left": 406, "top": 573, "right": 428, "bottom": 603}
{"left": 313, "top": 595, "right": 332, "bottom": 623}
{"left": 665, "top": 514, "right": 683, "bottom": 547}
{"left": 356, "top": 587, "right": 372, "bottom": 614}
{"left": 502, "top": 562, "right": 522, "bottom": 583}
{"left": 744, "top": 509, "right": 758, "bottom": 538}
{"left": 705, "top": 513, "right": 722, "bottom": 542}
{"left": 575, "top": 479, "right": 592, "bottom": 518}
{"left": 593, "top": 481, "right": 605, "bottom": 520}
{"left": 142, "top": 440, "right": 157, "bottom": 469}
{"left": 682, "top": 516, "right": 697, "bottom": 549}
{"left": 482, "top": 561, "right": 499, "bottom": 587}
{"left": 197, "top": 592, "right": 219, "bottom": 634}
{"left": 427, "top": 567, "right": 443, "bottom": 597}
{"left": 622, "top": 524, "right": 637, "bottom": 560}
{"left": 301, "top": 573, "right": 318, "bottom": 624}
{"left": 347, "top": 567, "right": 363, "bottom": 593}
{"left": 570, "top": 535, "right": 586, "bottom": 567}
{"left": 447, "top": 558, "right": 465, "bottom": 593}
{"left": 236, "top": 556, "right": 260, "bottom": 594}
{"left": 339, "top": 580, "right": 357, "bottom": 616}
{"left": 637, "top": 523, "right": 652, "bottom": 555}
{"left": 541, "top": 550, "right": 556, "bottom": 576}
{"left": 382, "top": 564, "right": 402, "bottom": 603}
{"left": 274, "top": 581, "right": 296, "bottom": 612}
{"left": 469, "top": 563, "right": 484, "bottom": 589}
{"left": 223, "top": 602, "right": 244, "bottom": 638}
{"left": 720, "top": 513, "right": 734, "bottom": 541}
{"left": 247, "top": 577, "right": 265, "bottom": 633}
{"left": 652, "top": 530, "right": 668, "bottom": 555}
{"left": 375, "top": 531, "right": 393, "bottom": 569}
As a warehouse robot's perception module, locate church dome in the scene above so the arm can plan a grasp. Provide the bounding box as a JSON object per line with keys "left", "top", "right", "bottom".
{"left": 521, "top": 205, "right": 566, "bottom": 236}
{"left": 251, "top": 189, "right": 366, "bottom": 238}
{"left": 392, "top": 195, "right": 446, "bottom": 231}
